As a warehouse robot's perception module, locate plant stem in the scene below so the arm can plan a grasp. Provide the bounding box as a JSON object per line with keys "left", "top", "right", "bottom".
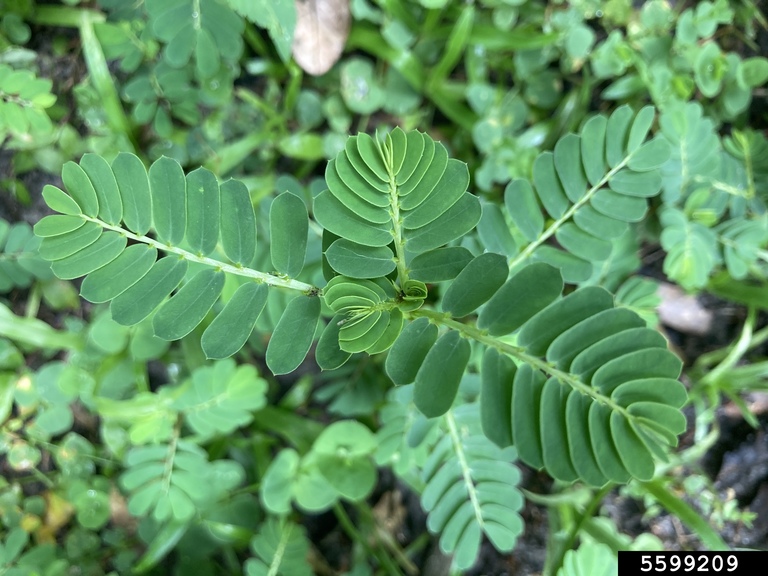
{"left": 80, "top": 215, "right": 319, "bottom": 295}
{"left": 546, "top": 483, "right": 614, "bottom": 576}
{"left": 333, "top": 503, "right": 402, "bottom": 576}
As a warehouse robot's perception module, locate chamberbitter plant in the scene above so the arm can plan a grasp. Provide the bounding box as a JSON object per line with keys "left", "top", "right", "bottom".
{"left": 34, "top": 106, "right": 690, "bottom": 567}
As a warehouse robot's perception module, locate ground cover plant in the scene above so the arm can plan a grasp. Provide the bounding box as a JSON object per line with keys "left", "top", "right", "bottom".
{"left": 0, "top": 0, "right": 767, "bottom": 574}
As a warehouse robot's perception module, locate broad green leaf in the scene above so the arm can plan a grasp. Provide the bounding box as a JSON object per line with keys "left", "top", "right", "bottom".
{"left": 414, "top": 331, "right": 469, "bottom": 418}
{"left": 554, "top": 134, "right": 587, "bottom": 203}
{"left": 611, "top": 378, "right": 687, "bottom": 409}
{"left": 150, "top": 157, "right": 187, "bottom": 246}
{"left": 112, "top": 153, "right": 152, "bottom": 235}
{"left": 573, "top": 205, "right": 628, "bottom": 239}
{"left": 442, "top": 253, "right": 508, "bottom": 318}
{"left": 589, "top": 403, "right": 630, "bottom": 482}
{"left": 565, "top": 393, "right": 608, "bottom": 486}
{"left": 592, "top": 348, "right": 682, "bottom": 396}
{"left": 518, "top": 286, "right": 614, "bottom": 356}
{"left": 154, "top": 269, "right": 226, "bottom": 340}
{"left": 627, "top": 105, "right": 655, "bottom": 153}
{"left": 38, "top": 222, "right": 101, "bottom": 261}
{"left": 260, "top": 449, "right": 299, "bottom": 515}
{"left": 266, "top": 296, "right": 321, "bottom": 375}
{"left": 628, "top": 137, "right": 670, "bottom": 171}
{"left": 334, "top": 151, "right": 390, "bottom": 207}
{"left": 399, "top": 144, "right": 450, "bottom": 211}
{"left": 186, "top": 167, "right": 220, "bottom": 256}
{"left": 33, "top": 215, "right": 85, "bottom": 237}
{"left": 325, "top": 159, "right": 390, "bottom": 223}
{"left": 62, "top": 161, "right": 99, "bottom": 217}
{"left": 404, "top": 193, "right": 481, "bottom": 253}
{"left": 396, "top": 131, "right": 427, "bottom": 186}
{"left": 580, "top": 114, "right": 607, "bottom": 186}
{"left": 315, "top": 314, "right": 352, "bottom": 370}
{"left": 202, "top": 282, "right": 268, "bottom": 359}
{"left": 477, "top": 202, "right": 517, "bottom": 257}
{"left": 608, "top": 170, "right": 662, "bottom": 197}
{"left": 409, "top": 246, "right": 473, "bottom": 282}
{"left": 611, "top": 413, "right": 655, "bottom": 480}
{"left": 511, "top": 365, "right": 545, "bottom": 468}
{"left": 605, "top": 105, "right": 633, "bottom": 168}
{"left": 590, "top": 189, "right": 647, "bottom": 222}
{"left": 533, "top": 152, "right": 569, "bottom": 218}
{"left": 402, "top": 159, "right": 469, "bottom": 229}
{"left": 80, "top": 153, "right": 123, "bottom": 225}
{"left": 554, "top": 222, "right": 612, "bottom": 261}
{"left": 481, "top": 347, "right": 515, "bottom": 448}
{"left": 356, "top": 133, "right": 389, "bottom": 182}
{"left": 478, "top": 262, "right": 562, "bottom": 336}
{"left": 385, "top": 317, "right": 438, "bottom": 386}
{"left": 317, "top": 455, "right": 376, "bottom": 501}
{"left": 42, "top": 185, "right": 81, "bottom": 216}
{"left": 270, "top": 192, "right": 308, "bottom": 277}
{"left": 111, "top": 257, "right": 188, "bottom": 326}
{"left": 540, "top": 378, "right": 578, "bottom": 481}
{"left": 80, "top": 245, "right": 158, "bottom": 303}
{"left": 366, "top": 307, "right": 404, "bottom": 354}
{"left": 313, "top": 190, "right": 393, "bottom": 247}
{"left": 505, "top": 179, "right": 543, "bottom": 242}
{"left": 220, "top": 179, "right": 257, "bottom": 266}
{"left": 546, "top": 308, "right": 645, "bottom": 371}
{"left": 51, "top": 232, "right": 127, "bottom": 280}
{"left": 325, "top": 239, "right": 395, "bottom": 278}
{"left": 571, "top": 327, "right": 668, "bottom": 383}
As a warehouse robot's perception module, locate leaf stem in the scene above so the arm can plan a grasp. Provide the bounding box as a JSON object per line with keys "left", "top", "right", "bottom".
{"left": 508, "top": 143, "right": 635, "bottom": 271}
{"left": 409, "top": 309, "right": 629, "bottom": 418}
{"left": 81, "top": 215, "right": 319, "bottom": 295}
{"left": 332, "top": 503, "right": 402, "bottom": 576}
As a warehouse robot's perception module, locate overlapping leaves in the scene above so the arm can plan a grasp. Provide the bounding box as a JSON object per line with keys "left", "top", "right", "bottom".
{"left": 316, "top": 127, "right": 481, "bottom": 277}
{"left": 386, "top": 261, "right": 686, "bottom": 485}
{"left": 481, "top": 104, "right": 670, "bottom": 283}
{"left": 0, "top": 63, "right": 56, "bottom": 146}
{"left": 33, "top": 153, "right": 317, "bottom": 370}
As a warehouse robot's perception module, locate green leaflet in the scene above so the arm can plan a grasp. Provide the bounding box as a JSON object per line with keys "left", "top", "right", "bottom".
{"left": 554, "top": 134, "right": 588, "bottom": 203}
{"left": 313, "top": 190, "right": 393, "bottom": 248}
{"left": 38, "top": 223, "right": 102, "bottom": 261}
{"left": 185, "top": 167, "right": 220, "bottom": 256}
{"left": 385, "top": 318, "right": 437, "bottom": 386}
{"left": 477, "top": 262, "right": 562, "bottom": 336}
{"left": 414, "top": 331, "right": 469, "bottom": 418}
{"left": 220, "top": 179, "right": 257, "bottom": 266}
{"left": 111, "top": 257, "right": 188, "bottom": 326}
{"left": 592, "top": 348, "right": 682, "bottom": 396}
{"left": 42, "top": 185, "right": 81, "bottom": 216}
{"left": 269, "top": 192, "right": 308, "bottom": 278}
{"left": 404, "top": 193, "right": 481, "bottom": 253}
{"left": 112, "top": 153, "right": 152, "bottom": 235}
{"left": 80, "top": 153, "right": 123, "bottom": 225}
{"left": 505, "top": 180, "right": 543, "bottom": 243}
{"left": 518, "top": 286, "right": 614, "bottom": 356}
{"left": 153, "top": 269, "right": 226, "bottom": 341}
{"left": 409, "top": 246, "right": 473, "bottom": 283}
{"left": 533, "top": 153, "right": 569, "bottom": 218}
{"left": 51, "top": 232, "right": 127, "bottom": 280}
{"left": 580, "top": 114, "right": 607, "bottom": 186}
{"left": 325, "top": 239, "right": 395, "bottom": 279}
{"left": 149, "top": 157, "right": 187, "bottom": 246}
{"left": 201, "top": 283, "right": 268, "bottom": 359}
{"left": 265, "top": 296, "right": 320, "bottom": 375}
{"left": 62, "top": 161, "right": 99, "bottom": 217}
{"left": 511, "top": 365, "right": 546, "bottom": 469}
{"left": 315, "top": 314, "right": 352, "bottom": 370}
{"left": 540, "top": 378, "right": 578, "bottom": 482}
{"left": 565, "top": 392, "right": 608, "bottom": 486}
{"left": 441, "top": 252, "right": 508, "bottom": 318}
{"left": 33, "top": 215, "right": 85, "bottom": 237}
{"left": 480, "top": 348, "right": 515, "bottom": 448}
{"left": 80, "top": 245, "right": 158, "bottom": 303}
{"left": 570, "top": 327, "right": 668, "bottom": 382}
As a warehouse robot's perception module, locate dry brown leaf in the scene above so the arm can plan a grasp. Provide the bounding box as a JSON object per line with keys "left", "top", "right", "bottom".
{"left": 292, "top": 0, "right": 351, "bottom": 76}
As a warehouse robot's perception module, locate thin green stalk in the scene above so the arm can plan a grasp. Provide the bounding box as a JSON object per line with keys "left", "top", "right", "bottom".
{"left": 409, "top": 309, "right": 628, "bottom": 418}
{"left": 546, "top": 483, "right": 614, "bottom": 576}
{"left": 78, "top": 11, "right": 137, "bottom": 152}
{"left": 641, "top": 479, "right": 729, "bottom": 551}
{"left": 333, "top": 503, "right": 402, "bottom": 576}
{"left": 80, "top": 214, "right": 318, "bottom": 294}
{"left": 700, "top": 306, "right": 756, "bottom": 387}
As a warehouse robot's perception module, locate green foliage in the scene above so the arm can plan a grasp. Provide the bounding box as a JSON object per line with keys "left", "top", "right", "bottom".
{"left": 0, "top": 63, "right": 55, "bottom": 147}
{"left": 0, "top": 218, "right": 53, "bottom": 291}
{"left": 8, "top": 0, "right": 768, "bottom": 573}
